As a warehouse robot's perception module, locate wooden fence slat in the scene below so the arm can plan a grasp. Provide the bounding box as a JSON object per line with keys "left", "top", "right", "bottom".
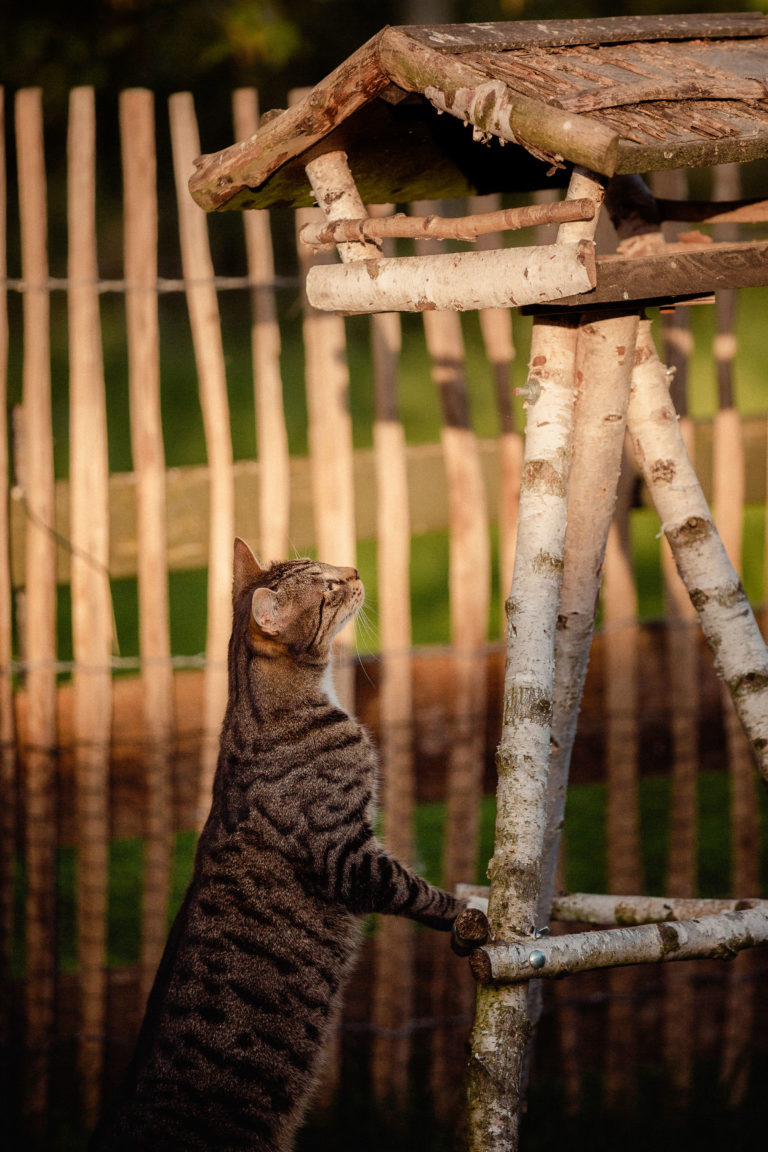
{"left": 412, "top": 198, "right": 491, "bottom": 1121}
{"left": 119, "top": 87, "right": 175, "bottom": 1000}
{"left": 0, "top": 86, "right": 15, "bottom": 1032}
{"left": 651, "top": 170, "right": 700, "bottom": 1106}
{"left": 366, "top": 206, "right": 415, "bottom": 1106}
{"left": 291, "top": 96, "right": 357, "bottom": 712}
{"left": 232, "top": 89, "right": 290, "bottom": 563}
{"left": 472, "top": 194, "right": 522, "bottom": 619}
{"left": 708, "top": 161, "right": 760, "bottom": 1107}
{"left": 413, "top": 200, "right": 491, "bottom": 896}
{"left": 169, "top": 92, "right": 235, "bottom": 825}
{"left": 15, "top": 86, "right": 58, "bottom": 1128}
{"left": 67, "top": 85, "right": 113, "bottom": 1126}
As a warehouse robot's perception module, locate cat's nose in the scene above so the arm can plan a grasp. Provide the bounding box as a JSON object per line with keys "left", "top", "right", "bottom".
{"left": 345, "top": 567, "right": 360, "bottom": 581}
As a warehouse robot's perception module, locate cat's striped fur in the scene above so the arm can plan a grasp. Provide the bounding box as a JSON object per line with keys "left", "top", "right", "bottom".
{"left": 90, "top": 538, "right": 463, "bottom": 1151}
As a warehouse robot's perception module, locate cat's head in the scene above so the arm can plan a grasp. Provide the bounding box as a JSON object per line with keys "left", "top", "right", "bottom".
{"left": 232, "top": 538, "right": 363, "bottom": 658}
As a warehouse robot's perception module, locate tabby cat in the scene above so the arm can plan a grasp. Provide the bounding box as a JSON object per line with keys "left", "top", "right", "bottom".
{"left": 90, "top": 538, "right": 464, "bottom": 1151}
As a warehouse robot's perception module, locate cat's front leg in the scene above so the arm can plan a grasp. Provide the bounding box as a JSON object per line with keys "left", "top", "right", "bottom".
{"left": 324, "top": 827, "right": 464, "bottom": 929}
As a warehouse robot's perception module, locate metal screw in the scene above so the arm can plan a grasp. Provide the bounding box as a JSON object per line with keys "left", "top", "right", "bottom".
{"left": 528, "top": 950, "right": 546, "bottom": 970}
{"left": 514, "top": 377, "right": 541, "bottom": 405}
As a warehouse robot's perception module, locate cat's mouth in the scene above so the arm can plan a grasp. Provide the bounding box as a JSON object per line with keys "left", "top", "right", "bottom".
{"left": 334, "top": 579, "right": 364, "bottom": 635}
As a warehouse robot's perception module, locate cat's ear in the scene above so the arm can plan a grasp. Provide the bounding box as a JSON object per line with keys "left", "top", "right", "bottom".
{"left": 233, "top": 537, "right": 264, "bottom": 601}
{"left": 251, "top": 587, "right": 290, "bottom": 637}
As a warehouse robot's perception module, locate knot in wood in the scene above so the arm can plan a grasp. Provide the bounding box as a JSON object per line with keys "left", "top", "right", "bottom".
{"left": 650, "top": 457, "right": 676, "bottom": 484}
{"left": 668, "top": 516, "right": 713, "bottom": 546}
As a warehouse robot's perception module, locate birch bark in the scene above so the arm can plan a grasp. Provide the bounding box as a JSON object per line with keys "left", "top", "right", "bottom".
{"left": 467, "top": 313, "right": 579, "bottom": 1152}
{"left": 538, "top": 311, "right": 639, "bottom": 923}
{"left": 471, "top": 905, "right": 768, "bottom": 984}
{"left": 626, "top": 320, "right": 768, "bottom": 785}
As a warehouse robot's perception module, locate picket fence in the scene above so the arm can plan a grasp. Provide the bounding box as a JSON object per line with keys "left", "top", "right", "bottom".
{"left": 1, "top": 85, "right": 767, "bottom": 1147}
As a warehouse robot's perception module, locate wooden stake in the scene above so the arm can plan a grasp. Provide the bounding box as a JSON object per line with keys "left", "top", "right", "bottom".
{"left": 366, "top": 205, "right": 415, "bottom": 1107}
{"left": 298, "top": 140, "right": 358, "bottom": 712}
{"left": 411, "top": 195, "right": 491, "bottom": 1119}
{"left": 169, "top": 93, "right": 235, "bottom": 825}
{"left": 472, "top": 194, "right": 521, "bottom": 628}
{"left": 232, "top": 90, "right": 291, "bottom": 562}
{"left": 0, "top": 86, "right": 15, "bottom": 1037}
{"left": 120, "top": 88, "right": 175, "bottom": 1001}
{"left": 15, "top": 86, "right": 57, "bottom": 1128}
{"left": 67, "top": 86, "right": 113, "bottom": 1127}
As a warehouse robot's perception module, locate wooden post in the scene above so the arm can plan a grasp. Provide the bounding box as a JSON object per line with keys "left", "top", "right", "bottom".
{"left": 472, "top": 194, "right": 522, "bottom": 630}
{"left": 67, "top": 86, "right": 113, "bottom": 1126}
{"left": 232, "top": 90, "right": 291, "bottom": 562}
{"left": 169, "top": 93, "right": 235, "bottom": 825}
{"left": 120, "top": 88, "right": 175, "bottom": 1001}
{"left": 649, "top": 168, "right": 699, "bottom": 1107}
{"left": 296, "top": 137, "right": 358, "bottom": 712}
{"left": 538, "top": 310, "right": 639, "bottom": 921}
{"left": 468, "top": 167, "right": 608, "bottom": 1151}
{"left": 468, "top": 313, "right": 579, "bottom": 1151}
{"left": 367, "top": 206, "right": 416, "bottom": 1107}
{"left": 15, "top": 86, "right": 57, "bottom": 1128}
{"left": 410, "top": 196, "right": 491, "bottom": 1118}
{"left": 709, "top": 162, "right": 759, "bottom": 1106}
{"left": 0, "top": 87, "right": 14, "bottom": 1042}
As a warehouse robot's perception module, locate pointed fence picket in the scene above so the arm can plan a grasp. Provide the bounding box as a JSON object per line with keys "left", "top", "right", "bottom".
{"left": 120, "top": 87, "right": 176, "bottom": 1001}
{"left": 14, "top": 86, "right": 58, "bottom": 1132}
{"left": 2, "top": 85, "right": 767, "bottom": 1145}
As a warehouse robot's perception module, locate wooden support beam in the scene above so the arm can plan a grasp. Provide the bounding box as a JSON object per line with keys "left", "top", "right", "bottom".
{"left": 527, "top": 238, "right": 768, "bottom": 311}
{"left": 306, "top": 239, "right": 596, "bottom": 313}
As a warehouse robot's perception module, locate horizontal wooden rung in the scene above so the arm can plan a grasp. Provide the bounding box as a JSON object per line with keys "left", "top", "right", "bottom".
{"left": 299, "top": 197, "right": 596, "bottom": 248}
{"left": 469, "top": 905, "right": 768, "bottom": 984}
{"left": 305, "top": 239, "right": 596, "bottom": 313}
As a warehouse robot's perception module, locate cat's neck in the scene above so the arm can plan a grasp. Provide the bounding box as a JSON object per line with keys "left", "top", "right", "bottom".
{"left": 234, "top": 643, "right": 346, "bottom": 717}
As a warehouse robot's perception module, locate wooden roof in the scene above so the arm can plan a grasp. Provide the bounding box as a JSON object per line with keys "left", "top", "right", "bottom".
{"left": 190, "top": 13, "right": 768, "bottom": 212}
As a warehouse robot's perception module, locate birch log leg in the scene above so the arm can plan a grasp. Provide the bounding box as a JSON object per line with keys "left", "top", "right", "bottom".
{"left": 538, "top": 312, "right": 639, "bottom": 922}
{"left": 626, "top": 321, "right": 768, "bottom": 785}
{"left": 467, "top": 314, "right": 579, "bottom": 1152}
